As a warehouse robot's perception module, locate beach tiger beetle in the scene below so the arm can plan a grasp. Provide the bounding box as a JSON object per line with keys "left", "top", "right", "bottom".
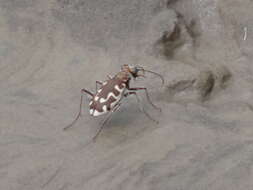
{"left": 64, "top": 64, "right": 164, "bottom": 140}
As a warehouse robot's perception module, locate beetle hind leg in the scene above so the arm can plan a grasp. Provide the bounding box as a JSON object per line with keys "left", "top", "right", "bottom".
{"left": 93, "top": 103, "right": 121, "bottom": 141}
{"left": 63, "top": 88, "right": 94, "bottom": 131}
{"left": 96, "top": 81, "right": 103, "bottom": 92}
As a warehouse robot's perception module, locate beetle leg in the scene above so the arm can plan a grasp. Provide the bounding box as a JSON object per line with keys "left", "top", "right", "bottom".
{"left": 127, "top": 87, "right": 161, "bottom": 112}
{"left": 63, "top": 89, "right": 94, "bottom": 131}
{"left": 125, "top": 92, "right": 158, "bottom": 124}
{"left": 96, "top": 81, "right": 103, "bottom": 92}
{"left": 107, "top": 75, "right": 113, "bottom": 79}
{"left": 93, "top": 103, "right": 121, "bottom": 141}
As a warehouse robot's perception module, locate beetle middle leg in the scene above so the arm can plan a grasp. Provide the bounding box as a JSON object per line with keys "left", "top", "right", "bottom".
{"left": 125, "top": 91, "right": 158, "bottom": 123}
{"left": 128, "top": 87, "right": 161, "bottom": 112}
{"left": 63, "top": 88, "right": 94, "bottom": 131}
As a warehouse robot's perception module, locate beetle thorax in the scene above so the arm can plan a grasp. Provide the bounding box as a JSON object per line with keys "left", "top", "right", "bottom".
{"left": 115, "top": 70, "right": 131, "bottom": 82}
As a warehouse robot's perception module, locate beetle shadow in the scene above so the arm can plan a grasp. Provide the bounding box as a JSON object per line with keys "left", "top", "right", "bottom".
{"left": 102, "top": 98, "right": 155, "bottom": 129}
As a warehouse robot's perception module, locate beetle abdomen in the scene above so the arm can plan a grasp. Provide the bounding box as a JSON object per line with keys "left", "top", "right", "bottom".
{"left": 89, "top": 78, "right": 126, "bottom": 116}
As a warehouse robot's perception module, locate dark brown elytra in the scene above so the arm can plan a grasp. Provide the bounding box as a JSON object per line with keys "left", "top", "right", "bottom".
{"left": 64, "top": 65, "right": 164, "bottom": 141}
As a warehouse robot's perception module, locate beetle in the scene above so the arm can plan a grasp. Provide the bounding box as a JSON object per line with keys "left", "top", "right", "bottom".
{"left": 63, "top": 64, "right": 164, "bottom": 140}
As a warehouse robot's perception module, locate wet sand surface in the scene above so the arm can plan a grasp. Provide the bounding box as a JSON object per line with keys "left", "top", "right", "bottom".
{"left": 1, "top": 0, "right": 253, "bottom": 189}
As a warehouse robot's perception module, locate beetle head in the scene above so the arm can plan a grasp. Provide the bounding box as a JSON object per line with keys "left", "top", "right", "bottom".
{"left": 121, "top": 65, "right": 143, "bottom": 78}
{"left": 121, "top": 64, "right": 164, "bottom": 84}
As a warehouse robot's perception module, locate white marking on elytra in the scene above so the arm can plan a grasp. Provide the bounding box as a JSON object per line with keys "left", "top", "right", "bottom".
{"left": 93, "top": 110, "right": 105, "bottom": 116}
{"left": 103, "top": 81, "right": 107, "bottom": 85}
{"left": 89, "top": 109, "right": 94, "bottom": 115}
{"left": 89, "top": 101, "right": 93, "bottom": 106}
{"left": 100, "top": 92, "right": 119, "bottom": 103}
{"left": 98, "top": 89, "right": 102, "bottom": 93}
{"left": 114, "top": 85, "right": 123, "bottom": 92}
{"left": 94, "top": 96, "right": 99, "bottom": 101}
{"left": 102, "top": 105, "right": 107, "bottom": 112}
{"left": 110, "top": 88, "right": 125, "bottom": 108}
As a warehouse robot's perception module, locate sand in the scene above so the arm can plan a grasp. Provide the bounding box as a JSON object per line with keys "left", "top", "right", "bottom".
{"left": 1, "top": 0, "right": 253, "bottom": 189}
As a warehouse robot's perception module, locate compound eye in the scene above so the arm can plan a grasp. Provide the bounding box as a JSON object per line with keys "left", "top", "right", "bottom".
{"left": 131, "top": 69, "right": 138, "bottom": 78}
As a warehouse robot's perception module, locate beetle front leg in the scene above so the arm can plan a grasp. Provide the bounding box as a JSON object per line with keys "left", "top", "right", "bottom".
{"left": 127, "top": 87, "right": 161, "bottom": 112}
